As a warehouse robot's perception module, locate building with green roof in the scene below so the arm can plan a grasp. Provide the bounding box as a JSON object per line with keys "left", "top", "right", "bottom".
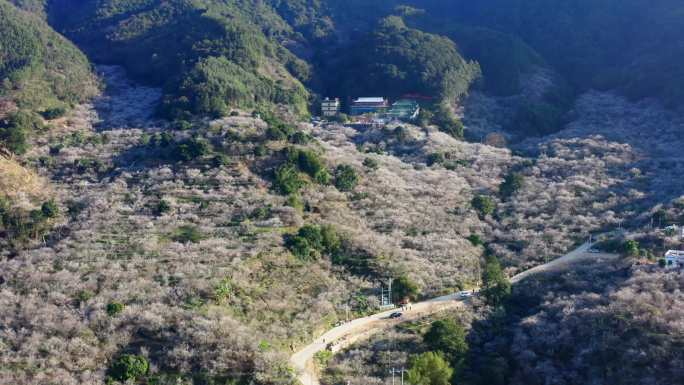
{"left": 387, "top": 99, "right": 420, "bottom": 121}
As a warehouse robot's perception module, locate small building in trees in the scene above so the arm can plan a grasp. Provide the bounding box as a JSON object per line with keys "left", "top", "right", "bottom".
{"left": 664, "top": 250, "right": 684, "bottom": 269}
{"left": 350, "top": 97, "right": 389, "bottom": 115}
{"left": 321, "top": 97, "right": 340, "bottom": 117}
{"left": 387, "top": 99, "right": 420, "bottom": 120}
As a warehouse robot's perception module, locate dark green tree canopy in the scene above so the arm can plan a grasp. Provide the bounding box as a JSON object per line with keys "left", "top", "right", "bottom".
{"left": 424, "top": 318, "right": 469, "bottom": 366}
{"left": 406, "top": 351, "right": 453, "bottom": 385}
{"left": 392, "top": 274, "right": 420, "bottom": 303}
{"left": 481, "top": 255, "right": 511, "bottom": 307}
{"left": 326, "top": 15, "right": 480, "bottom": 103}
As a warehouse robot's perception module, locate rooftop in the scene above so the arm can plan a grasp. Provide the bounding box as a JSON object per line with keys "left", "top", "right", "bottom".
{"left": 354, "top": 97, "right": 386, "bottom": 103}
{"left": 392, "top": 99, "right": 419, "bottom": 106}
{"left": 665, "top": 250, "right": 684, "bottom": 258}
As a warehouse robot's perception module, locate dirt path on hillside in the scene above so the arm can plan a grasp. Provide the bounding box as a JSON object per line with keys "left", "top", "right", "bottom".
{"left": 290, "top": 241, "right": 619, "bottom": 385}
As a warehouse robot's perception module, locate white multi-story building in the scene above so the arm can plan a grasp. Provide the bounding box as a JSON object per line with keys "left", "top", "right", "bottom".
{"left": 321, "top": 97, "right": 340, "bottom": 117}
{"left": 664, "top": 250, "right": 684, "bottom": 268}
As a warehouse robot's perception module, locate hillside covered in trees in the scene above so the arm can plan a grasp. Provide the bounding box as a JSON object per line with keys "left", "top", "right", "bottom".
{"left": 2, "top": 1, "right": 684, "bottom": 385}
{"left": 0, "top": 0, "right": 97, "bottom": 112}
{"left": 5, "top": 0, "right": 680, "bottom": 128}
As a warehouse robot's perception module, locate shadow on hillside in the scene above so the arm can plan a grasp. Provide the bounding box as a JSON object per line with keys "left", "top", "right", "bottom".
{"left": 91, "top": 65, "right": 163, "bottom": 132}
{"left": 462, "top": 261, "right": 634, "bottom": 385}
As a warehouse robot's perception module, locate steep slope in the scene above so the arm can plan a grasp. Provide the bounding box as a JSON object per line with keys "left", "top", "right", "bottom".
{"left": 49, "top": 0, "right": 310, "bottom": 118}
{"left": 0, "top": 0, "right": 97, "bottom": 254}
{"left": 0, "top": 0, "right": 97, "bottom": 111}
{"left": 320, "top": 15, "right": 480, "bottom": 103}
{"left": 464, "top": 262, "right": 684, "bottom": 385}
{"left": 412, "top": 0, "right": 684, "bottom": 109}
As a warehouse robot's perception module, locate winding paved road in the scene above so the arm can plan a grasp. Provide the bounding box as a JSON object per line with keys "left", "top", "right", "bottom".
{"left": 290, "top": 241, "right": 618, "bottom": 385}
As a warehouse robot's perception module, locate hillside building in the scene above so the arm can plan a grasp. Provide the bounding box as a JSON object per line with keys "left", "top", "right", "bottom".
{"left": 387, "top": 99, "right": 420, "bottom": 120}
{"left": 321, "top": 97, "right": 340, "bottom": 117}
{"left": 664, "top": 250, "right": 684, "bottom": 269}
{"left": 350, "top": 97, "right": 389, "bottom": 116}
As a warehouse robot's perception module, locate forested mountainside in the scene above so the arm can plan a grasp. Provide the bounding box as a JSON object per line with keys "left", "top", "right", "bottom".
{"left": 27, "top": 0, "right": 684, "bottom": 111}
{"left": 9, "top": 0, "right": 677, "bottom": 137}
{"left": 46, "top": 0, "right": 311, "bottom": 119}
{"left": 0, "top": 0, "right": 97, "bottom": 258}
{"left": 2, "top": 1, "right": 684, "bottom": 385}
{"left": 0, "top": 0, "right": 96, "bottom": 112}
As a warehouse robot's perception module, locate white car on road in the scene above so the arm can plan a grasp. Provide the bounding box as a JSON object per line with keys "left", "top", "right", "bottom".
{"left": 458, "top": 291, "right": 473, "bottom": 299}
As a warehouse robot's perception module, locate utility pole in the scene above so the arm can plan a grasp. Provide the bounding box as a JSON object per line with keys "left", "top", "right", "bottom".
{"left": 380, "top": 278, "right": 394, "bottom": 307}
{"left": 390, "top": 367, "right": 408, "bottom": 385}
{"left": 543, "top": 244, "right": 549, "bottom": 263}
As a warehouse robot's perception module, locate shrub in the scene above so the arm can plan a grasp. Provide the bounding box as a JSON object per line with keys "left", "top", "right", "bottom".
{"left": 292, "top": 149, "right": 327, "bottom": 180}
{"left": 320, "top": 225, "right": 342, "bottom": 255}
{"left": 286, "top": 224, "right": 341, "bottom": 261}
{"left": 314, "top": 169, "right": 332, "bottom": 185}
{"left": 173, "top": 225, "right": 203, "bottom": 244}
{"left": 334, "top": 164, "right": 359, "bottom": 192}
{"left": 253, "top": 145, "right": 268, "bottom": 157}
{"left": 41, "top": 107, "right": 66, "bottom": 120}
{"left": 174, "top": 120, "right": 193, "bottom": 131}
{"left": 285, "top": 193, "right": 304, "bottom": 211}
{"left": 472, "top": 195, "right": 495, "bottom": 218}
{"left": 0, "top": 111, "right": 43, "bottom": 155}
{"left": 266, "top": 125, "right": 290, "bottom": 141}
{"left": 106, "top": 302, "right": 125, "bottom": 317}
{"left": 622, "top": 240, "right": 640, "bottom": 257}
{"left": 314, "top": 349, "right": 333, "bottom": 367}
{"left": 264, "top": 112, "right": 297, "bottom": 141}
{"left": 213, "top": 278, "right": 232, "bottom": 303}
{"left": 392, "top": 275, "right": 420, "bottom": 303}
{"left": 427, "top": 152, "right": 445, "bottom": 166}
{"left": 394, "top": 126, "right": 410, "bottom": 143}
{"left": 250, "top": 205, "right": 272, "bottom": 220}
{"left": 274, "top": 164, "right": 305, "bottom": 195}
{"left": 290, "top": 131, "right": 312, "bottom": 144}
{"left": 176, "top": 137, "right": 211, "bottom": 161}
{"left": 499, "top": 172, "right": 525, "bottom": 198}
{"left": 434, "top": 104, "right": 465, "bottom": 139}
{"left": 109, "top": 354, "right": 149, "bottom": 382}
{"left": 75, "top": 290, "right": 95, "bottom": 305}
{"left": 333, "top": 113, "right": 349, "bottom": 124}
{"left": 156, "top": 200, "right": 171, "bottom": 215}
{"left": 406, "top": 352, "right": 453, "bottom": 385}
{"left": 213, "top": 154, "right": 230, "bottom": 166}
{"left": 481, "top": 255, "right": 511, "bottom": 307}
{"left": 363, "top": 157, "right": 379, "bottom": 170}
{"left": 139, "top": 133, "right": 151, "bottom": 146}
{"left": 417, "top": 108, "right": 434, "bottom": 128}
{"left": 467, "top": 234, "right": 483, "bottom": 246}
{"left": 278, "top": 147, "right": 332, "bottom": 188}
{"left": 288, "top": 235, "right": 318, "bottom": 261}
{"left": 40, "top": 200, "right": 59, "bottom": 219}
{"left": 424, "top": 319, "right": 469, "bottom": 367}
